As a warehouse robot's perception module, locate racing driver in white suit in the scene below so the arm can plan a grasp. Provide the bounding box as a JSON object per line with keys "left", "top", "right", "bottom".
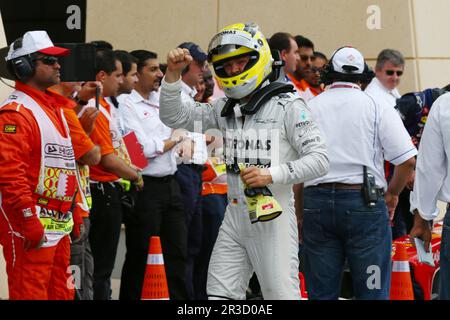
{"left": 159, "top": 23, "right": 329, "bottom": 300}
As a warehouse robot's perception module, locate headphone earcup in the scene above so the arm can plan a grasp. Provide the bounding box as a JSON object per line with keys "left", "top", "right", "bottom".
{"left": 362, "top": 62, "right": 375, "bottom": 84}
{"left": 319, "top": 62, "right": 335, "bottom": 86}
{"left": 10, "top": 56, "right": 35, "bottom": 82}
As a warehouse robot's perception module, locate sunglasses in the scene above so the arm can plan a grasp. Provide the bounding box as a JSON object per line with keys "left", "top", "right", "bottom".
{"left": 300, "top": 55, "right": 314, "bottom": 62}
{"left": 385, "top": 70, "right": 403, "bottom": 76}
{"left": 311, "top": 67, "right": 323, "bottom": 73}
{"left": 34, "top": 56, "right": 59, "bottom": 66}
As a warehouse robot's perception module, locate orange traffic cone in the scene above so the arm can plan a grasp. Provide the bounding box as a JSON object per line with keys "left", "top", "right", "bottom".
{"left": 141, "top": 236, "right": 170, "bottom": 300}
{"left": 390, "top": 241, "right": 414, "bottom": 300}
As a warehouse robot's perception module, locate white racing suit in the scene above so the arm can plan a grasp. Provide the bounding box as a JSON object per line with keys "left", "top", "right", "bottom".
{"left": 160, "top": 78, "right": 329, "bottom": 300}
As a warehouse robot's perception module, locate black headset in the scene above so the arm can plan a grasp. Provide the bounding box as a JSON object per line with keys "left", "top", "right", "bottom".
{"left": 6, "top": 38, "right": 36, "bottom": 82}
{"left": 320, "top": 46, "right": 374, "bottom": 86}
{"left": 268, "top": 49, "right": 284, "bottom": 82}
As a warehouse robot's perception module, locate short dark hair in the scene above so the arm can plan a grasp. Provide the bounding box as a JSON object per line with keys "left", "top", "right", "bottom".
{"left": 294, "top": 35, "right": 314, "bottom": 51}
{"left": 114, "top": 50, "right": 138, "bottom": 76}
{"left": 95, "top": 48, "right": 118, "bottom": 75}
{"left": 90, "top": 40, "right": 113, "bottom": 50}
{"left": 314, "top": 51, "right": 328, "bottom": 61}
{"left": 375, "top": 49, "right": 405, "bottom": 71}
{"left": 268, "top": 32, "right": 294, "bottom": 53}
{"left": 130, "top": 50, "right": 158, "bottom": 73}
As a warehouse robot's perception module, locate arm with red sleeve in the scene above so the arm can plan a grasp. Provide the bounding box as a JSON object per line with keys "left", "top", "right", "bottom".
{"left": 0, "top": 106, "right": 45, "bottom": 249}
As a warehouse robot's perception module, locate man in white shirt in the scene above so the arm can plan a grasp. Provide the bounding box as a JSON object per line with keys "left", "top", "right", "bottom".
{"left": 409, "top": 92, "right": 450, "bottom": 300}
{"left": 118, "top": 50, "right": 188, "bottom": 300}
{"left": 365, "top": 49, "right": 409, "bottom": 239}
{"left": 110, "top": 50, "right": 138, "bottom": 134}
{"left": 176, "top": 41, "right": 210, "bottom": 300}
{"left": 365, "top": 49, "right": 404, "bottom": 108}
{"left": 305, "top": 47, "right": 416, "bottom": 299}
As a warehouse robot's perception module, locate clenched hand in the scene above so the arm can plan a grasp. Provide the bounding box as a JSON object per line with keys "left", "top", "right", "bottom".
{"left": 240, "top": 167, "right": 273, "bottom": 188}
{"left": 165, "top": 48, "right": 193, "bottom": 83}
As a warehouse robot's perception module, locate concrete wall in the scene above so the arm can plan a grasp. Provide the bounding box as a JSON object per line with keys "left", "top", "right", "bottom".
{"left": 84, "top": 0, "right": 438, "bottom": 93}
{"left": 86, "top": 0, "right": 219, "bottom": 59}
{"left": 412, "top": 0, "right": 450, "bottom": 89}
{"left": 0, "top": 11, "right": 11, "bottom": 102}
{"left": 1, "top": 0, "right": 448, "bottom": 94}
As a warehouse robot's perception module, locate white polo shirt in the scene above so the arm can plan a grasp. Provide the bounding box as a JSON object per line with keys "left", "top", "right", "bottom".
{"left": 121, "top": 89, "right": 178, "bottom": 177}
{"left": 181, "top": 81, "right": 208, "bottom": 165}
{"left": 365, "top": 77, "right": 401, "bottom": 108}
{"left": 410, "top": 93, "right": 450, "bottom": 220}
{"left": 306, "top": 82, "right": 417, "bottom": 189}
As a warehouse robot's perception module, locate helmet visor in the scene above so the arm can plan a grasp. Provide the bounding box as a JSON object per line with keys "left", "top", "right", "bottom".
{"left": 212, "top": 51, "right": 259, "bottom": 79}
{"left": 208, "top": 29, "right": 259, "bottom": 62}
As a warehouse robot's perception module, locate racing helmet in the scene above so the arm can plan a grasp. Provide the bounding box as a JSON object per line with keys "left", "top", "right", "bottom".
{"left": 207, "top": 23, "right": 273, "bottom": 99}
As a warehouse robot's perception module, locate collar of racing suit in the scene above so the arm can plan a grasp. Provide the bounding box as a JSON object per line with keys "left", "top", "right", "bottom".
{"left": 220, "top": 80, "right": 294, "bottom": 118}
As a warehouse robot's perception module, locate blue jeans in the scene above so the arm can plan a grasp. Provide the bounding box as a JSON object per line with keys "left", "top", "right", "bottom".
{"left": 303, "top": 187, "right": 392, "bottom": 300}
{"left": 440, "top": 210, "right": 450, "bottom": 300}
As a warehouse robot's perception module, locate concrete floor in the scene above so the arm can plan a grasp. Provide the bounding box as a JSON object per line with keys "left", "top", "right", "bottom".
{"left": 0, "top": 202, "right": 447, "bottom": 300}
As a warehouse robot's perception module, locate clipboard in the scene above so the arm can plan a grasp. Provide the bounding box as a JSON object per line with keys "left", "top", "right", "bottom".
{"left": 122, "top": 131, "right": 148, "bottom": 170}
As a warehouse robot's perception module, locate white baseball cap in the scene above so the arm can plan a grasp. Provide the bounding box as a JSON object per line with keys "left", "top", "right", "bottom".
{"left": 331, "top": 47, "right": 365, "bottom": 74}
{"left": 5, "top": 30, "right": 70, "bottom": 61}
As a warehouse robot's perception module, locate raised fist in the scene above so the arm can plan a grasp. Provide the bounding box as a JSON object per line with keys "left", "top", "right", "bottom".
{"left": 167, "top": 48, "right": 193, "bottom": 74}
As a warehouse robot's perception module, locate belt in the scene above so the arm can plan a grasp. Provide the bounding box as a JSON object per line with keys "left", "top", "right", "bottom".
{"left": 314, "top": 183, "right": 363, "bottom": 190}
{"left": 189, "top": 164, "right": 206, "bottom": 172}
{"left": 311, "top": 183, "right": 384, "bottom": 196}
{"left": 90, "top": 181, "right": 121, "bottom": 188}
{"left": 143, "top": 175, "right": 174, "bottom": 183}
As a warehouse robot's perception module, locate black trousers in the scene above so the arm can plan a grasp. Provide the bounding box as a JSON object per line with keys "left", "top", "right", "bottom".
{"left": 391, "top": 188, "right": 414, "bottom": 239}
{"left": 119, "top": 175, "right": 188, "bottom": 300}
{"left": 175, "top": 164, "right": 204, "bottom": 300}
{"left": 89, "top": 182, "right": 123, "bottom": 300}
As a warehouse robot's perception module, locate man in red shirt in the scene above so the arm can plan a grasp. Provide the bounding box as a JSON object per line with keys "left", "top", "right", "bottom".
{"left": 50, "top": 81, "right": 101, "bottom": 300}
{"left": 0, "top": 30, "right": 78, "bottom": 300}
{"left": 298, "top": 51, "right": 328, "bottom": 101}
{"left": 287, "top": 35, "right": 317, "bottom": 99}
{"left": 82, "top": 48, "right": 142, "bottom": 300}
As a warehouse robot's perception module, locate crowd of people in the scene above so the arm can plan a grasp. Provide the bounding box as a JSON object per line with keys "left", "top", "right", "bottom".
{"left": 0, "top": 22, "right": 448, "bottom": 300}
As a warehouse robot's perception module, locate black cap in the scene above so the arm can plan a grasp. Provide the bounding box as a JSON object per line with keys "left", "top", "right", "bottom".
{"left": 178, "top": 42, "right": 207, "bottom": 62}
